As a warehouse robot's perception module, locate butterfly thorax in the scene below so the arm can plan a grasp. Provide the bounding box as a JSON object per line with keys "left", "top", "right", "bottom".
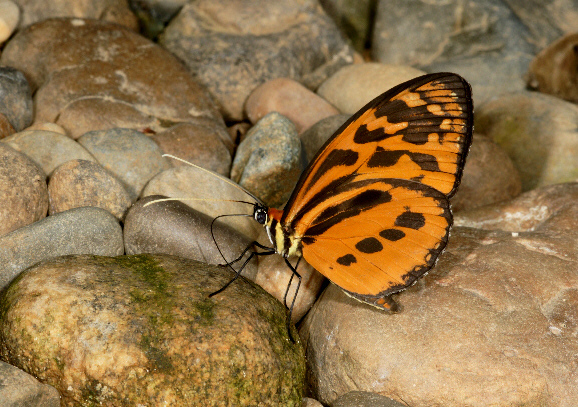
{"left": 253, "top": 205, "right": 302, "bottom": 258}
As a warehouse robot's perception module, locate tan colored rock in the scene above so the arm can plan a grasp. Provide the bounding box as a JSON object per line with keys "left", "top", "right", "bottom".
{"left": 246, "top": 78, "right": 340, "bottom": 134}
{"left": 12, "top": 0, "right": 138, "bottom": 30}
{"left": 151, "top": 121, "right": 232, "bottom": 177}
{"left": 0, "top": 18, "right": 225, "bottom": 139}
{"left": 0, "top": 253, "right": 305, "bottom": 406}
{"left": 0, "top": 0, "right": 19, "bottom": 43}
{"left": 451, "top": 134, "right": 522, "bottom": 212}
{"left": 48, "top": 159, "right": 131, "bottom": 220}
{"left": 476, "top": 91, "right": 578, "bottom": 191}
{"left": 527, "top": 33, "right": 578, "bottom": 103}
{"left": 317, "top": 63, "right": 426, "bottom": 114}
{"left": 2, "top": 129, "right": 96, "bottom": 175}
{"left": 301, "top": 182, "right": 578, "bottom": 407}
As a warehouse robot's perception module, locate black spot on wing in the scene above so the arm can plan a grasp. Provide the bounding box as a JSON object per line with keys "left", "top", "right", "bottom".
{"left": 395, "top": 210, "right": 426, "bottom": 230}
{"left": 366, "top": 147, "right": 440, "bottom": 172}
{"left": 355, "top": 237, "right": 383, "bottom": 254}
{"left": 379, "top": 228, "right": 405, "bottom": 241}
{"left": 337, "top": 254, "right": 357, "bottom": 266}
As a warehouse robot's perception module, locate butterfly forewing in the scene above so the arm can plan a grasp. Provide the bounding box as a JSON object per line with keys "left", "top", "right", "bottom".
{"left": 282, "top": 73, "right": 473, "bottom": 230}
{"left": 274, "top": 73, "right": 473, "bottom": 308}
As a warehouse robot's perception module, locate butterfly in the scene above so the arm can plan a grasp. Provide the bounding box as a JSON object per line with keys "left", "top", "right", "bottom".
{"left": 152, "top": 72, "right": 473, "bottom": 340}
{"left": 220, "top": 72, "right": 473, "bottom": 314}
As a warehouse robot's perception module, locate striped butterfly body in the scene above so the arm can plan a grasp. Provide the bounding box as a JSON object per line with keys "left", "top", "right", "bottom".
{"left": 248, "top": 72, "right": 473, "bottom": 312}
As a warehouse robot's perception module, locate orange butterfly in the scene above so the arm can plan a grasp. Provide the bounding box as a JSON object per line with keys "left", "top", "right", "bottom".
{"left": 213, "top": 72, "right": 473, "bottom": 321}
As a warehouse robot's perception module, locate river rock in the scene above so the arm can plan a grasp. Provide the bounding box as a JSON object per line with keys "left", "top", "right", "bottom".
{"left": 0, "top": 253, "right": 305, "bottom": 406}
{"left": 77, "top": 128, "right": 171, "bottom": 201}
{"left": 0, "top": 143, "right": 48, "bottom": 237}
{"left": 48, "top": 159, "right": 132, "bottom": 220}
{"left": 160, "top": 0, "right": 355, "bottom": 120}
{"left": 2, "top": 129, "right": 96, "bottom": 175}
{"left": 301, "top": 182, "right": 578, "bottom": 406}
{"left": 0, "top": 18, "right": 226, "bottom": 139}
{"left": 0, "top": 206, "right": 123, "bottom": 290}
{"left": 231, "top": 112, "right": 302, "bottom": 208}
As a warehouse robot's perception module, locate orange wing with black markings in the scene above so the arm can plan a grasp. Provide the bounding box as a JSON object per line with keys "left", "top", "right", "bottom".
{"left": 266, "top": 72, "right": 473, "bottom": 309}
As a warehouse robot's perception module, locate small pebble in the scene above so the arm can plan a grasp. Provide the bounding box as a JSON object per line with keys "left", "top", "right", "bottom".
{"left": 0, "top": 143, "right": 48, "bottom": 237}
{"left": 245, "top": 77, "right": 340, "bottom": 134}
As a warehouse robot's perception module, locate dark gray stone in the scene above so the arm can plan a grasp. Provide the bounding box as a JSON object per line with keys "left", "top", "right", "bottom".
{"left": 372, "top": 0, "right": 577, "bottom": 106}
{"left": 0, "top": 206, "right": 123, "bottom": 290}
{"left": 0, "top": 67, "right": 33, "bottom": 131}
{"left": 124, "top": 195, "right": 259, "bottom": 280}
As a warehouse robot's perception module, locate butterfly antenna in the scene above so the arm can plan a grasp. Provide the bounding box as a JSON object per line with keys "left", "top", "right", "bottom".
{"left": 143, "top": 197, "right": 257, "bottom": 208}
{"left": 162, "top": 154, "right": 264, "bottom": 204}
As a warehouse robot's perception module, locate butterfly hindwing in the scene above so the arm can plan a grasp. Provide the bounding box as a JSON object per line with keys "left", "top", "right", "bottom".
{"left": 298, "top": 176, "right": 451, "bottom": 300}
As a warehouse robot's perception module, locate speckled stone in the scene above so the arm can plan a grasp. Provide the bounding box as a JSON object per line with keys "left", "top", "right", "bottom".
{"left": 0, "top": 253, "right": 305, "bottom": 406}
{"left": 160, "top": 0, "right": 355, "bottom": 120}
{"left": 231, "top": 112, "right": 302, "bottom": 208}
{"left": 48, "top": 159, "right": 132, "bottom": 220}
{"left": 0, "top": 143, "right": 48, "bottom": 237}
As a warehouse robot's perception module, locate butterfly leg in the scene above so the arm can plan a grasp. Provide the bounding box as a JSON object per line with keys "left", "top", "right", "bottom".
{"left": 209, "top": 241, "right": 275, "bottom": 297}
{"left": 283, "top": 257, "right": 302, "bottom": 343}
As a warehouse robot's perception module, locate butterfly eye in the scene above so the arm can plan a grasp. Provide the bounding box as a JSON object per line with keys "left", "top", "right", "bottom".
{"left": 254, "top": 206, "right": 268, "bottom": 225}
